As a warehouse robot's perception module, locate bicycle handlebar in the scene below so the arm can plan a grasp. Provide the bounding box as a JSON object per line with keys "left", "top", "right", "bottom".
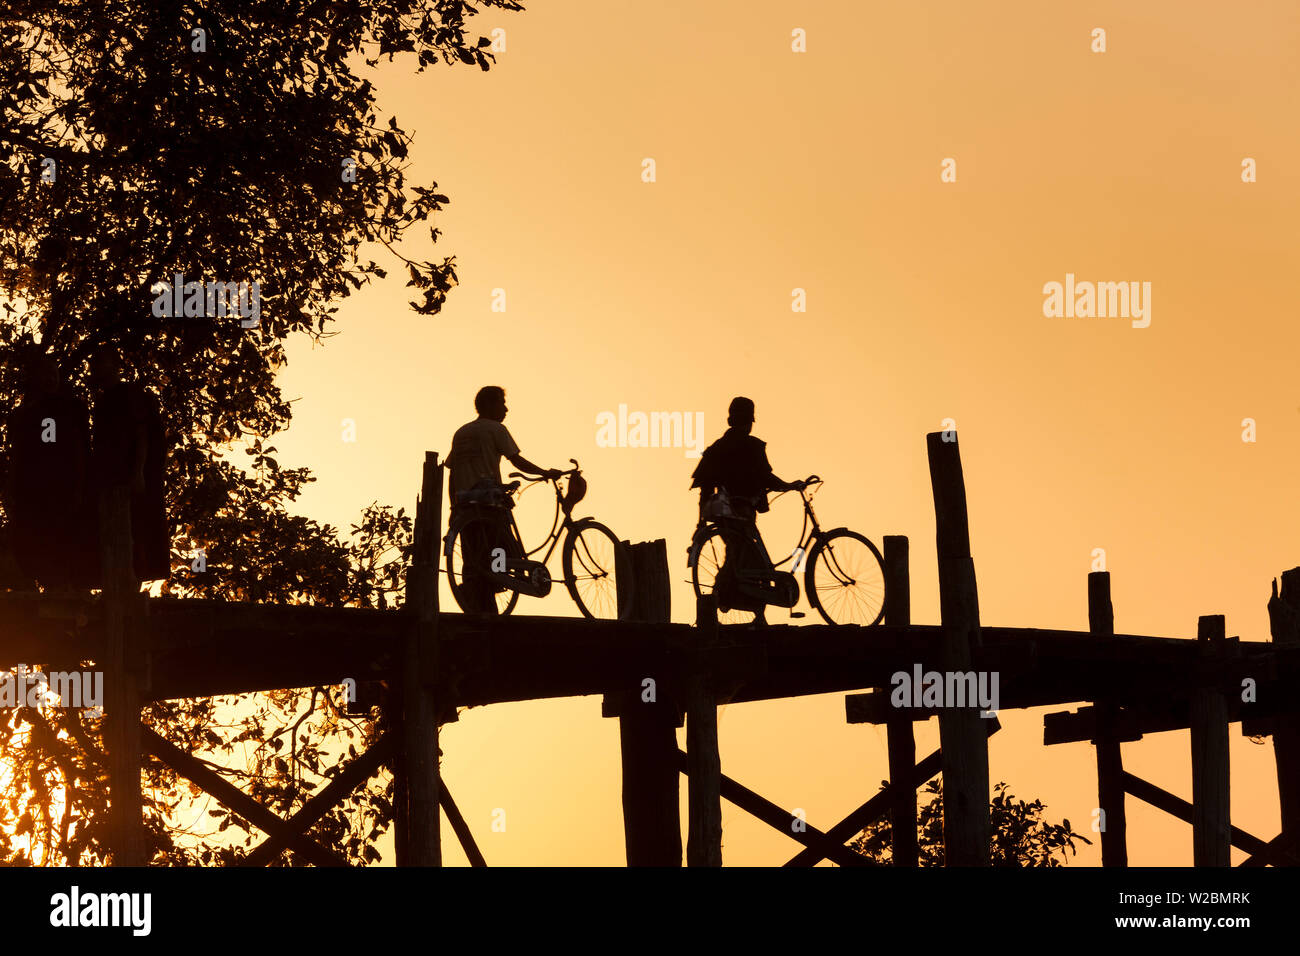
{"left": 506, "top": 460, "right": 581, "bottom": 484}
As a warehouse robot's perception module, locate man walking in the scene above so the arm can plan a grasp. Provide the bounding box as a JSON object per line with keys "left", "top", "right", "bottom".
{"left": 446, "top": 386, "right": 561, "bottom": 612}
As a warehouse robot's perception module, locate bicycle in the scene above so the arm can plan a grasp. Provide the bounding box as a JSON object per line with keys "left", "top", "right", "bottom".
{"left": 444, "top": 459, "right": 624, "bottom": 620}
{"left": 687, "top": 476, "right": 886, "bottom": 626}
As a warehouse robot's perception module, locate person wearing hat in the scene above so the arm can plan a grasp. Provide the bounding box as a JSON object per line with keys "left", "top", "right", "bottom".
{"left": 690, "top": 396, "right": 805, "bottom": 521}
{"left": 690, "top": 397, "right": 806, "bottom": 619}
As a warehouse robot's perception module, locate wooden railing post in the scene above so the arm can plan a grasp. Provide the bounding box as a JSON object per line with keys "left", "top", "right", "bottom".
{"left": 1268, "top": 569, "right": 1300, "bottom": 855}
{"left": 401, "top": 451, "right": 442, "bottom": 866}
{"left": 101, "top": 480, "right": 146, "bottom": 866}
{"left": 614, "top": 539, "right": 681, "bottom": 866}
{"left": 926, "top": 431, "right": 990, "bottom": 866}
{"left": 686, "top": 594, "right": 722, "bottom": 866}
{"left": 882, "top": 535, "right": 917, "bottom": 867}
{"left": 1089, "top": 571, "right": 1127, "bottom": 867}
{"left": 1192, "top": 614, "right": 1230, "bottom": 866}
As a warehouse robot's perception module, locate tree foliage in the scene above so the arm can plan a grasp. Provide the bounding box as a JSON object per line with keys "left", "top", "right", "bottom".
{"left": 0, "top": 0, "right": 522, "bottom": 864}
{"left": 851, "top": 779, "right": 1093, "bottom": 867}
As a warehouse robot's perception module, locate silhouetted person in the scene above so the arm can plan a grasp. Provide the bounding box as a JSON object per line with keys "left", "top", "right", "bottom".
{"left": 446, "top": 386, "right": 561, "bottom": 613}
{"left": 691, "top": 397, "right": 805, "bottom": 619}
{"left": 691, "top": 397, "right": 804, "bottom": 519}
{"left": 3, "top": 350, "right": 96, "bottom": 590}
{"left": 90, "top": 352, "right": 171, "bottom": 583}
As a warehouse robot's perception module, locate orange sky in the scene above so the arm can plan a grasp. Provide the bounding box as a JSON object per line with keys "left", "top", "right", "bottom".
{"left": 262, "top": 0, "right": 1300, "bottom": 864}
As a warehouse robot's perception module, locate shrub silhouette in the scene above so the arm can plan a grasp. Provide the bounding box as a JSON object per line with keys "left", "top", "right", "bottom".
{"left": 851, "top": 779, "right": 1092, "bottom": 866}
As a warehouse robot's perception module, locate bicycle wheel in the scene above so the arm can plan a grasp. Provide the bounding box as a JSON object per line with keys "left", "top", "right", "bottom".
{"left": 805, "top": 529, "right": 886, "bottom": 626}
{"left": 688, "top": 524, "right": 763, "bottom": 625}
{"left": 562, "top": 518, "right": 621, "bottom": 620}
{"left": 445, "top": 514, "right": 519, "bottom": 616}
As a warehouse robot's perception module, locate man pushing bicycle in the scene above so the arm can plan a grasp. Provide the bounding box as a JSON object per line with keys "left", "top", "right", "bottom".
{"left": 446, "top": 385, "right": 564, "bottom": 613}
{"left": 690, "top": 397, "right": 807, "bottom": 621}
{"left": 688, "top": 396, "right": 887, "bottom": 626}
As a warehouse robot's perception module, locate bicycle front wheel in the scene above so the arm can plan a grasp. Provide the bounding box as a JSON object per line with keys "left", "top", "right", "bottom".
{"left": 562, "top": 518, "right": 622, "bottom": 620}
{"left": 688, "top": 524, "right": 763, "bottom": 625}
{"left": 446, "top": 514, "right": 519, "bottom": 616}
{"left": 805, "top": 529, "right": 886, "bottom": 626}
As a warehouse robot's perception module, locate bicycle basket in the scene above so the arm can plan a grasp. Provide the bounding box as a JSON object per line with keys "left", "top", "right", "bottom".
{"left": 561, "top": 472, "right": 587, "bottom": 511}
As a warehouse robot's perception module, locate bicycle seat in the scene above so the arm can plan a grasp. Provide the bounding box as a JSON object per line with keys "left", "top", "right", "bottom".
{"left": 453, "top": 482, "right": 517, "bottom": 508}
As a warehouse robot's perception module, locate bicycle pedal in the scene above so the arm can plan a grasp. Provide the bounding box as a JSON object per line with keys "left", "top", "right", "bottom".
{"left": 789, "top": 611, "right": 805, "bottom": 619}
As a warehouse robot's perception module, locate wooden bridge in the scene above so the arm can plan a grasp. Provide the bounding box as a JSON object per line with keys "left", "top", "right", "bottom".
{"left": 6, "top": 432, "right": 1300, "bottom": 866}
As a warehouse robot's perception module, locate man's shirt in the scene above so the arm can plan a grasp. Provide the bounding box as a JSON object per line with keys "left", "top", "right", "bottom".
{"left": 690, "top": 427, "right": 781, "bottom": 511}
{"left": 447, "top": 417, "right": 520, "bottom": 498}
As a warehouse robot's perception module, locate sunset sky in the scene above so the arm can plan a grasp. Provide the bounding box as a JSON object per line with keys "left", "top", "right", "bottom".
{"left": 263, "top": 0, "right": 1300, "bottom": 864}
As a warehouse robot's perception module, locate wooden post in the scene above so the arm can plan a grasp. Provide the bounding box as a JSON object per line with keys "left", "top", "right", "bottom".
{"left": 1090, "top": 571, "right": 1127, "bottom": 867}
{"left": 926, "top": 431, "right": 990, "bottom": 866}
{"left": 1267, "top": 569, "right": 1300, "bottom": 852}
{"left": 1191, "top": 614, "right": 1230, "bottom": 866}
{"left": 686, "top": 594, "right": 722, "bottom": 866}
{"left": 615, "top": 539, "right": 681, "bottom": 866}
{"left": 390, "top": 696, "right": 409, "bottom": 868}
{"left": 401, "top": 451, "right": 442, "bottom": 866}
{"left": 100, "top": 480, "right": 146, "bottom": 866}
{"left": 882, "top": 535, "right": 917, "bottom": 867}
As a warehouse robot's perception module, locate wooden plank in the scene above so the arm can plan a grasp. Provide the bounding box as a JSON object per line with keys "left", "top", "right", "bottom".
{"left": 143, "top": 728, "right": 346, "bottom": 866}
{"left": 401, "top": 450, "right": 442, "bottom": 866}
{"left": 78, "top": 593, "right": 1297, "bottom": 710}
{"left": 785, "top": 717, "right": 1001, "bottom": 866}
{"left": 674, "top": 750, "right": 870, "bottom": 866}
{"left": 439, "top": 785, "right": 486, "bottom": 867}
{"left": 615, "top": 539, "right": 681, "bottom": 866}
{"left": 1090, "top": 571, "right": 1127, "bottom": 867}
{"left": 1045, "top": 684, "right": 1300, "bottom": 745}
{"left": 1122, "top": 772, "right": 1300, "bottom": 866}
{"left": 926, "top": 431, "right": 990, "bottom": 866}
{"left": 1191, "top": 615, "right": 1230, "bottom": 866}
{"left": 243, "top": 734, "right": 395, "bottom": 866}
{"left": 881, "top": 535, "right": 917, "bottom": 867}
{"left": 1240, "top": 830, "right": 1300, "bottom": 867}
{"left": 686, "top": 594, "right": 722, "bottom": 866}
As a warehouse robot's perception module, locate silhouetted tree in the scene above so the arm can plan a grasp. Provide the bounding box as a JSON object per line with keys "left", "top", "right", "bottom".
{"left": 851, "top": 780, "right": 1092, "bottom": 866}
{"left": 0, "top": 0, "right": 522, "bottom": 864}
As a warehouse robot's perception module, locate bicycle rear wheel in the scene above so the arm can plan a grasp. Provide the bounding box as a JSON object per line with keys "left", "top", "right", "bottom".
{"left": 805, "top": 529, "right": 885, "bottom": 626}
{"left": 688, "top": 524, "right": 764, "bottom": 625}
{"left": 562, "top": 518, "right": 621, "bottom": 620}
{"left": 445, "top": 513, "right": 520, "bottom": 616}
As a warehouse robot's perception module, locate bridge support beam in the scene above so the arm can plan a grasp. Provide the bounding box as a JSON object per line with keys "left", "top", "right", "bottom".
{"left": 926, "top": 431, "right": 990, "bottom": 866}
{"left": 400, "top": 451, "right": 442, "bottom": 866}
{"left": 686, "top": 595, "right": 722, "bottom": 866}
{"left": 881, "top": 535, "right": 917, "bottom": 867}
{"left": 612, "top": 539, "right": 681, "bottom": 866}
{"left": 1089, "top": 571, "right": 1128, "bottom": 867}
{"left": 1192, "top": 614, "right": 1231, "bottom": 867}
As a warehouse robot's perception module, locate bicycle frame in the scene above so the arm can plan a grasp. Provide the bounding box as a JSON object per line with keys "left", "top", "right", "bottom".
{"left": 694, "top": 483, "right": 824, "bottom": 576}
{"left": 515, "top": 478, "right": 577, "bottom": 566}
{"left": 769, "top": 486, "right": 824, "bottom": 574}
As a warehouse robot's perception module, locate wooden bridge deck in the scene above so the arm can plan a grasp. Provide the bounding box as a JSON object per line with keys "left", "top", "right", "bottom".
{"left": 2, "top": 593, "right": 1291, "bottom": 722}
